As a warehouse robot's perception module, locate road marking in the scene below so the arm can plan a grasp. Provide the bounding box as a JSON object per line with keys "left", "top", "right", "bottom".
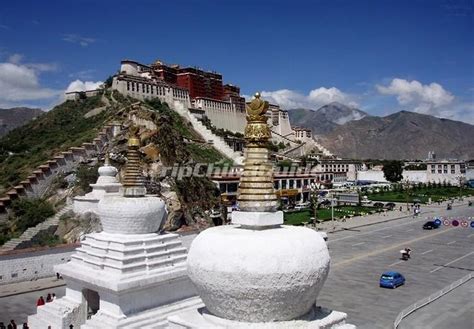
{"left": 421, "top": 249, "right": 433, "bottom": 255}
{"left": 468, "top": 233, "right": 474, "bottom": 238}
{"left": 351, "top": 242, "right": 365, "bottom": 246}
{"left": 388, "top": 260, "right": 404, "bottom": 267}
{"left": 382, "top": 235, "right": 392, "bottom": 238}
{"left": 447, "top": 241, "right": 456, "bottom": 245}
{"left": 430, "top": 251, "right": 474, "bottom": 273}
{"left": 329, "top": 214, "right": 432, "bottom": 243}
{"left": 333, "top": 227, "right": 455, "bottom": 269}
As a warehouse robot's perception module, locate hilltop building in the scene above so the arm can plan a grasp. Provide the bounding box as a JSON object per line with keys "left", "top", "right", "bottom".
{"left": 112, "top": 59, "right": 304, "bottom": 145}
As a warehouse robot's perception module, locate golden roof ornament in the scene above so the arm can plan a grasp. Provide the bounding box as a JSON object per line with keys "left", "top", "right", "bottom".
{"left": 122, "top": 126, "right": 146, "bottom": 197}
{"left": 237, "top": 93, "right": 278, "bottom": 212}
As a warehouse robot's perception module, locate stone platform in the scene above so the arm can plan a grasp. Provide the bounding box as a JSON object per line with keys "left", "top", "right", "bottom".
{"left": 28, "top": 232, "right": 198, "bottom": 329}
{"left": 168, "top": 305, "right": 356, "bottom": 328}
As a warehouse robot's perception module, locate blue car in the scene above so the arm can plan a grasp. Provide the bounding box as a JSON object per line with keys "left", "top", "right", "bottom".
{"left": 379, "top": 271, "right": 405, "bottom": 289}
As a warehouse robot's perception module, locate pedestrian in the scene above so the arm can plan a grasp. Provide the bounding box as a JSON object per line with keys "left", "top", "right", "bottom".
{"left": 52, "top": 293, "right": 57, "bottom": 301}
{"left": 36, "top": 296, "right": 45, "bottom": 306}
{"left": 22, "top": 324, "right": 28, "bottom": 329}
{"left": 7, "top": 324, "right": 12, "bottom": 329}
{"left": 399, "top": 206, "right": 402, "bottom": 212}
{"left": 56, "top": 272, "right": 60, "bottom": 280}
{"left": 0, "top": 322, "right": 5, "bottom": 329}
{"left": 9, "top": 320, "right": 16, "bottom": 329}
{"left": 46, "top": 293, "right": 52, "bottom": 303}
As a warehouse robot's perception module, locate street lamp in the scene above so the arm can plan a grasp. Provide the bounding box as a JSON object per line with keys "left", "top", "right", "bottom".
{"left": 330, "top": 195, "right": 337, "bottom": 231}
{"left": 456, "top": 175, "right": 465, "bottom": 201}
{"left": 402, "top": 179, "right": 411, "bottom": 212}
{"left": 310, "top": 182, "right": 320, "bottom": 230}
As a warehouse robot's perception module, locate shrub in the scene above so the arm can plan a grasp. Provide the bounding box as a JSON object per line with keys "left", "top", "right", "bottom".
{"left": 11, "top": 198, "right": 55, "bottom": 233}
{"left": 75, "top": 164, "right": 100, "bottom": 194}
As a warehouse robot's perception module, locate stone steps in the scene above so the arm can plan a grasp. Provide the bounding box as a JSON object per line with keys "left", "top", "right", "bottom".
{"left": 0, "top": 205, "right": 72, "bottom": 252}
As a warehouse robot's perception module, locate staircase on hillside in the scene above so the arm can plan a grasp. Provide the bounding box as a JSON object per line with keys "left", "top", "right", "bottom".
{"left": 169, "top": 101, "right": 245, "bottom": 165}
{"left": 0, "top": 205, "right": 72, "bottom": 253}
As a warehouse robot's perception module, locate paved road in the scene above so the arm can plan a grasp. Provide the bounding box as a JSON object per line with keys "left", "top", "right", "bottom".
{"left": 399, "top": 279, "right": 473, "bottom": 329}
{"left": 0, "top": 286, "right": 65, "bottom": 325}
{"left": 318, "top": 204, "right": 474, "bottom": 328}
{"left": 1, "top": 203, "right": 472, "bottom": 327}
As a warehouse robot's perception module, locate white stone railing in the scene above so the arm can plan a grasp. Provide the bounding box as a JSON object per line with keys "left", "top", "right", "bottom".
{"left": 393, "top": 273, "right": 473, "bottom": 328}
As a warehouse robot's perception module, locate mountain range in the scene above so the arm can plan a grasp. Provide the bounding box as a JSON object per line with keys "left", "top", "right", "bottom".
{"left": 288, "top": 103, "right": 474, "bottom": 160}
{"left": 0, "top": 107, "right": 44, "bottom": 137}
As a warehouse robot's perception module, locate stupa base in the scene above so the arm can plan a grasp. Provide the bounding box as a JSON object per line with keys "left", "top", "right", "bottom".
{"left": 168, "top": 305, "right": 356, "bottom": 329}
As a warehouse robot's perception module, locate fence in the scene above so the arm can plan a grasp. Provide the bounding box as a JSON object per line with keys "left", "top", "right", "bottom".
{"left": 393, "top": 273, "right": 473, "bottom": 328}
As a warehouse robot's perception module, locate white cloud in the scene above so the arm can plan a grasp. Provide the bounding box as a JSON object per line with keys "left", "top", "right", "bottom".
{"left": 376, "top": 78, "right": 454, "bottom": 114}
{"left": 62, "top": 34, "right": 96, "bottom": 47}
{"left": 376, "top": 78, "right": 474, "bottom": 124}
{"left": 259, "top": 87, "right": 357, "bottom": 110}
{"left": 0, "top": 62, "right": 60, "bottom": 103}
{"left": 8, "top": 53, "right": 23, "bottom": 64}
{"left": 65, "top": 79, "right": 103, "bottom": 93}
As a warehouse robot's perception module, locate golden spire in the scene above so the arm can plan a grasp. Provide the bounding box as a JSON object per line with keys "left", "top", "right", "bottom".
{"left": 122, "top": 126, "right": 146, "bottom": 197}
{"left": 237, "top": 93, "right": 278, "bottom": 212}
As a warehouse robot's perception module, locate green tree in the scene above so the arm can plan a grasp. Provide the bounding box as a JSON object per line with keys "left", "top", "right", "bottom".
{"left": 382, "top": 160, "right": 404, "bottom": 183}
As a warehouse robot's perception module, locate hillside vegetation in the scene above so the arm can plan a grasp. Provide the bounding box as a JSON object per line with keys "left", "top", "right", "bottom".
{"left": 0, "top": 95, "right": 110, "bottom": 192}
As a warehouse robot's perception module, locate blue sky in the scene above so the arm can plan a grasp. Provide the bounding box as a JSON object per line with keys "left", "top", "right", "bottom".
{"left": 0, "top": 0, "right": 473, "bottom": 123}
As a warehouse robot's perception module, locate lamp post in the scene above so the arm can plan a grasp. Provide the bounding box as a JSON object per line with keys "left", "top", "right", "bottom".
{"left": 402, "top": 179, "right": 411, "bottom": 212}
{"left": 457, "top": 175, "right": 464, "bottom": 201}
{"left": 331, "top": 195, "right": 336, "bottom": 231}
{"left": 310, "top": 182, "right": 319, "bottom": 230}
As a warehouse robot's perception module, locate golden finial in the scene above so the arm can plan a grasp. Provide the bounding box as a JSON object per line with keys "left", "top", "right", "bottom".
{"left": 122, "top": 126, "right": 146, "bottom": 197}
{"left": 237, "top": 92, "right": 277, "bottom": 212}
{"left": 104, "top": 152, "right": 110, "bottom": 166}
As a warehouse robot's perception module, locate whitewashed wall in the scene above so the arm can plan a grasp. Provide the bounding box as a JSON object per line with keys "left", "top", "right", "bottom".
{"left": 0, "top": 245, "right": 77, "bottom": 285}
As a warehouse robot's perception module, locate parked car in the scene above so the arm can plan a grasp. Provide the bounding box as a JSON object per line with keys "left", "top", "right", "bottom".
{"left": 373, "top": 202, "right": 384, "bottom": 208}
{"left": 379, "top": 271, "right": 405, "bottom": 289}
{"left": 295, "top": 202, "right": 311, "bottom": 210}
{"left": 385, "top": 202, "right": 396, "bottom": 210}
{"left": 423, "top": 221, "right": 440, "bottom": 230}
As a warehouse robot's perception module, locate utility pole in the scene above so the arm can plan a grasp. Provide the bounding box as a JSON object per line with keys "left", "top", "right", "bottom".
{"left": 310, "top": 182, "right": 319, "bottom": 230}
{"left": 403, "top": 179, "right": 410, "bottom": 212}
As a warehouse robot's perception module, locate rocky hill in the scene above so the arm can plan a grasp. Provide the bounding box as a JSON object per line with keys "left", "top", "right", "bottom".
{"left": 288, "top": 102, "right": 368, "bottom": 135}
{"left": 0, "top": 107, "right": 44, "bottom": 137}
{"left": 0, "top": 90, "right": 229, "bottom": 242}
{"left": 318, "top": 110, "right": 474, "bottom": 160}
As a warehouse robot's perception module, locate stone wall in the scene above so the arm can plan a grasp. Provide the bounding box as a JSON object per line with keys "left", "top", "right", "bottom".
{"left": 0, "top": 123, "right": 123, "bottom": 219}
{"left": 0, "top": 244, "right": 78, "bottom": 285}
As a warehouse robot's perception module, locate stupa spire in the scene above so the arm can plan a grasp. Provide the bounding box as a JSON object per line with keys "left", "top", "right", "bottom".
{"left": 237, "top": 93, "right": 278, "bottom": 212}
{"left": 122, "top": 126, "right": 146, "bottom": 197}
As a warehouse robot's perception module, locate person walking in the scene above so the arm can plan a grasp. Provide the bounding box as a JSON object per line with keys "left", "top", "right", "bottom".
{"left": 46, "top": 293, "right": 52, "bottom": 303}
{"left": 9, "top": 320, "right": 16, "bottom": 329}
{"left": 52, "top": 293, "right": 57, "bottom": 301}
{"left": 36, "top": 296, "right": 45, "bottom": 306}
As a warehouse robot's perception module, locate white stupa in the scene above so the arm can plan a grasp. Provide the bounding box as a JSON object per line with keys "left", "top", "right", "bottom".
{"left": 28, "top": 127, "right": 201, "bottom": 329}
{"left": 73, "top": 154, "right": 122, "bottom": 215}
{"left": 168, "top": 94, "right": 356, "bottom": 328}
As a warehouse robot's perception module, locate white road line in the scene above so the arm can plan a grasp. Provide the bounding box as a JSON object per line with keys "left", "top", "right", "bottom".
{"left": 447, "top": 241, "right": 456, "bottom": 245}
{"left": 430, "top": 251, "right": 474, "bottom": 273}
{"left": 382, "top": 235, "right": 392, "bottom": 238}
{"left": 351, "top": 242, "right": 365, "bottom": 247}
{"left": 421, "top": 249, "right": 433, "bottom": 255}
{"left": 329, "top": 215, "right": 430, "bottom": 243}
{"left": 388, "top": 260, "right": 404, "bottom": 267}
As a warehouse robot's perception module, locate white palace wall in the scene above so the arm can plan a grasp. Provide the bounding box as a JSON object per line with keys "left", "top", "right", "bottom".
{"left": 0, "top": 245, "right": 77, "bottom": 285}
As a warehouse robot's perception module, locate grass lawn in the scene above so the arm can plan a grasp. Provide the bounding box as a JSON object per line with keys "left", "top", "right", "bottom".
{"left": 283, "top": 205, "right": 380, "bottom": 225}
{"left": 368, "top": 187, "right": 474, "bottom": 204}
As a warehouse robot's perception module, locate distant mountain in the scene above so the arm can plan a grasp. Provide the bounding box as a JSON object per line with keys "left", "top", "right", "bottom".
{"left": 288, "top": 102, "right": 368, "bottom": 135}
{"left": 0, "top": 107, "right": 44, "bottom": 137}
{"left": 318, "top": 111, "right": 474, "bottom": 160}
